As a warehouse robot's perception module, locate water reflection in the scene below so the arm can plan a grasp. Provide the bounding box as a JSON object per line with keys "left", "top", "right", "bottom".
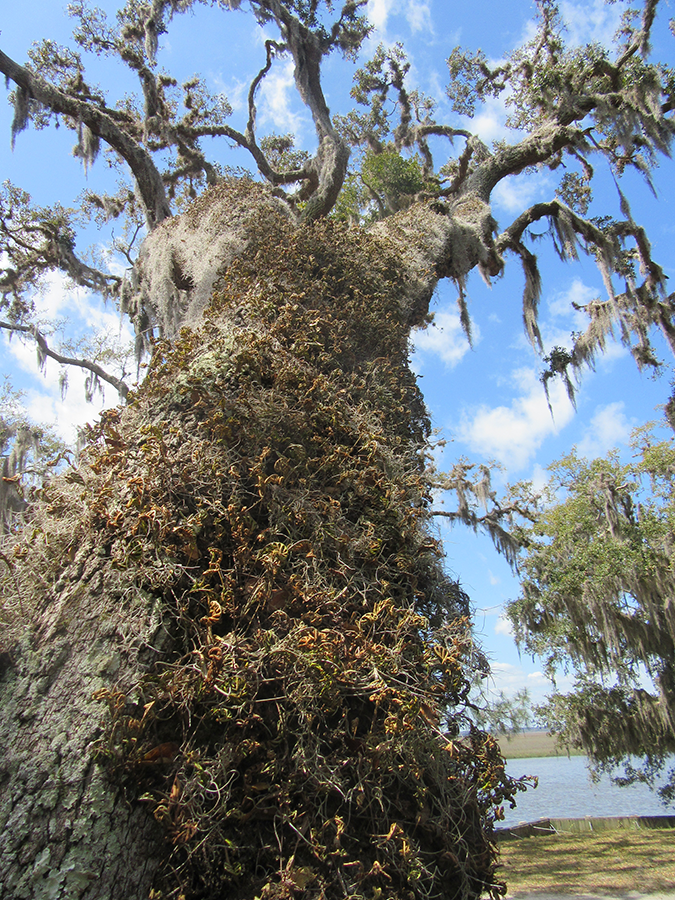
{"left": 500, "top": 755, "right": 672, "bottom": 827}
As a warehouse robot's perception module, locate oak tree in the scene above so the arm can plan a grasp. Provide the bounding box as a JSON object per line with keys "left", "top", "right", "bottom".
{"left": 1, "top": 1, "right": 675, "bottom": 898}
{"left": 508, "top": 426, "right": 675, "bottom": 802}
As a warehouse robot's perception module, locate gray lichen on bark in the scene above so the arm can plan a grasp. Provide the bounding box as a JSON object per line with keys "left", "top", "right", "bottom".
{"left": 0, "top": 531, "right": 172, "bottom": 898}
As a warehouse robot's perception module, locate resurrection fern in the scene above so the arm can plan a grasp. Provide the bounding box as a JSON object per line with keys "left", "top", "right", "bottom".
{"left": 1, "top": 187, "right": 527, "bottom": 899}
{"left": 2, "top": 1, "right": 675, "bottom": 895}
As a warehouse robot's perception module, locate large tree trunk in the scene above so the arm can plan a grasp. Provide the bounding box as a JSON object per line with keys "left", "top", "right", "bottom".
{"left": 0, "top": 564, "right": 168, "bottom": 898}
{"left": 0, "top": 181, "right": 515, "bottom": 900}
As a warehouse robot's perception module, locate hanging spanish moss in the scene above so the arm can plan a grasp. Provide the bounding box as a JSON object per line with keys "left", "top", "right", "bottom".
{"left": 508, "top": 438, "right": 675, "bottom": 801}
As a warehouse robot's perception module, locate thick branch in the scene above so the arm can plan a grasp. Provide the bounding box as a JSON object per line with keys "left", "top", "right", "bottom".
{"left": 255, "top": 0, "right": 350, "bottom": 220}
{"left": 0, "top": 49, "right": 171, "bottom": 229}
{"left": 496, "top": 196, "right": 675, "bottom": 394}
{"left": 0, "top": 201, "right": 121, "bottom": 305}
{"left": 440, "top": 134, "right": 489, "bottom": 196}
{"left": 497, "top": 199, "right": 609, "bottom": 254}
{"left": 51, "top": 236, "right": 122, "bottom": 298}
{"left": 468, "top": 121, "right": 588, "bottom": 200}
{"left": 418, "top": 124, "right": 472, "bottom": 143}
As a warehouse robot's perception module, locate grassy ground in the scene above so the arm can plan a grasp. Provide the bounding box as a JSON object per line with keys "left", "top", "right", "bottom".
{"left": 497, "top": 827, "right": 675, "bottom": 896}
{"left": 499, "top": 730, "right": 584, "bottom": 760}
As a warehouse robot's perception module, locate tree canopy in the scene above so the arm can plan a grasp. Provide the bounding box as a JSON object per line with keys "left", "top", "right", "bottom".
{"left": 508, "top": 424, "right": 675, "bottom": 801}
{"left": 1, "top": 0, "right": 675, "bottom": 396}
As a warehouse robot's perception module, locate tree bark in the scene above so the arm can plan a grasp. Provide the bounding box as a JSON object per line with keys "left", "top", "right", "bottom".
{"left": 0, "top": 536, "right": 170, "bottom": 898}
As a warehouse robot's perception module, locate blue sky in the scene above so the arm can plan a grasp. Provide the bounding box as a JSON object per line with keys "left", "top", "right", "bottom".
{"left": 2, "top": 0, "right": 675, "bottom": 709}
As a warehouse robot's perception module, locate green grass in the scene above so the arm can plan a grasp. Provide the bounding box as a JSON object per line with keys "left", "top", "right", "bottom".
{"left": 497, "top": 827, "right": 675, "bottom": 896}
{"left": 498, "top": 730, "right": 584, "bottom": 760}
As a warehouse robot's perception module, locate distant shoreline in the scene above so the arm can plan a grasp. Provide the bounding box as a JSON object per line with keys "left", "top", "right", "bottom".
{"left": 497, "top": 729, "right": 585, "bottom": 759}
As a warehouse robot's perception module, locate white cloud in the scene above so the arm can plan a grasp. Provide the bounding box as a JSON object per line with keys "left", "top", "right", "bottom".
{"left": 3, "top": 271, "right": 133, "bottom": 445}
{"left": 258, "top": 58, "right": 306, "bottom": 134}
{"left": 489, "top": 662, "right": 519, "bottom": 679}
{"left": 469, "top": 96, "right": 511, "bottom": 144}
{"left": 366, "top": 0, "right": 431, "bottom": 37}
{"left": 541, "top": 278, "right": 629, "bottom": 365}
{"left": 211, "top": 75, "right": 248, "bottom": 115}
{"left": 3, "top": 335, "right": 114, "bottom": 445}
{"left": 367, "top": 0, "right": 395, "bottom": 32}
{"left": 488, "top": 570, "right": 500, "bottom": 586}
{"left": 547, "top": 278, "right": 597, "bottom": 322}
{"left": 482, "top": 661, "right": 540, "bottom": 701}
{"left": 495, "top": 615, "right": 513, "bottom": 636}
{"left": 101, "top": 250, "right": 133, "bottom": 281}
{"left": 4, "top": 332, "right": 44, "bottom": 380}
{"left": 480, "top": 661, "right": 574, "bottom": 706}
{"left": 560, "top": 0, "right": 625, "bottom": 47}
{"left": 4, "top": 332, "right": 121, "bottom": 444}
{"left": 411, "top": 308, "right": 476, "bottom": 368}
{"left": 546, "top": 279, "right": 601, "bottom": 345}
{"left": 514, "top": 0, "right": 623, "bottom": 50}
{"left": 16, "top": 270, "right": 132, "bottom": 340}
{"left": 577, "top": 401, "right": 632, "bottom": 458}
{"left": 537, "top": 278, "right": 597, "bottom": 351}
{"left": 459, "top": 367, "right": 575, "bottom": 472}
{"left": 405, "top": 0, "right": 432, "bottom": 34}
{"left": 493, "top": 172, "right": 552, "bottom": 215}
{"left": 25, "top": 381, "right": 108, "bottom": 445}
{"left": 30, "top": 269, "right": 74, "bottom": 320}
{"left": 529, "top": 462, "right": 549, "bottom": 493}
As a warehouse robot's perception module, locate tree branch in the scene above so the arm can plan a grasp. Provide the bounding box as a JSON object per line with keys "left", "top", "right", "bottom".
{"left": 469, "top": 122, "right": 588, "bottom": 200}
{"left": 245, "top": 39, "right": 278, "bottom": 149}
{"left": 252, "top": 0, "right": 352, "bottom": 220}
{"left": 496, "top": 197, "right": 674, "bottom": 394}
{"left": 0, "top": 48, "right": 171, "bottom": 229}
{"left": 50, "top": 235, "right": 122, "bottom": 298}
{"left": 0, "top": 185, "right": 122, "bottom": 306}
{"left": 439, "top": 134, "right": 489, "bottom": 196}
{"left": 428, "top": 459, "right": 537, "bottom": 568}
{"left": 0, "top": 321, "right": 129, "bottom": 400}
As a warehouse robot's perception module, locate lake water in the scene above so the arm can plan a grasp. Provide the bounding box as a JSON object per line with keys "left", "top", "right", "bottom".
{"left": 500, "top": 755, "right": 673, "bottom": 827}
